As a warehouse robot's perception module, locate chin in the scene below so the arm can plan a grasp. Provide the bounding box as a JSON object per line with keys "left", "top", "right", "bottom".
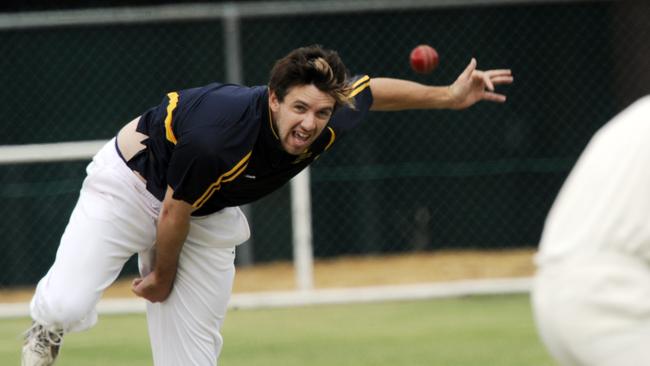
{"left": 285, "top": 145, "right": 309, "bottom": 155}
{"left": 281, "top": 145, "right": 300, "bottom": 155}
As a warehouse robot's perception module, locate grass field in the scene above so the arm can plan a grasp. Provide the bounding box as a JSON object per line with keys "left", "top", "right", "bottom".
{"left": 0, "top": 294, "right": 554, "bottom": 365}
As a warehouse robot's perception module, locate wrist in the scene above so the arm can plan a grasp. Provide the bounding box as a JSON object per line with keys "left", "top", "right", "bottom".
{"left": 152, "top": 267, "right": 176, "bottom": 285}
{"left": 446, "top": 85, "right": 462, "bottom": 109}
{"left": 424, "top": 85, "right": 456, "bottom": 109}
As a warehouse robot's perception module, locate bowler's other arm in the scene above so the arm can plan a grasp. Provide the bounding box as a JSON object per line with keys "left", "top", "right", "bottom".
{"left": 370, "top": 58, "right": 513, "bottom": 111}
{"left": 132, "top": 186, "right": 194, "bottom": 302}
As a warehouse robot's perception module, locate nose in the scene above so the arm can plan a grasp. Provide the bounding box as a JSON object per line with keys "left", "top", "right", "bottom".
{"left": 301, "top": 112, "right": 316, "bottom": 131}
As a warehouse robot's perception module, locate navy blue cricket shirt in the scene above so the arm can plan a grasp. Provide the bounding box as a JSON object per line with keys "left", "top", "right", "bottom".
{"left": 128, "top": 75, "right": 372, "bottom": 216}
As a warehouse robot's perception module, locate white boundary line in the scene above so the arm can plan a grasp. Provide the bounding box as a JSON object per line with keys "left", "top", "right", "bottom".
{"left": 0, "top": 277, "right": 532, "bottom": 318}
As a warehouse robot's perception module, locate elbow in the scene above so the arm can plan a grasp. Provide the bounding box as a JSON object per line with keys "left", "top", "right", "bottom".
{"left": 159, "top": 204, "right": 191, "bottom": 229}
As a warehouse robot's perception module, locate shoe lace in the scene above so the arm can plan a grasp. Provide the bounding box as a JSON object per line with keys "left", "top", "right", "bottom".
{"left": 24, "top": 323, "right": 64, "bottom": 357}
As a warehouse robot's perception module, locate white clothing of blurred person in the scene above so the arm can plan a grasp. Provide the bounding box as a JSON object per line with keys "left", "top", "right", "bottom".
{"left": 532, "top": 95, "right": 650, "bottom": 366}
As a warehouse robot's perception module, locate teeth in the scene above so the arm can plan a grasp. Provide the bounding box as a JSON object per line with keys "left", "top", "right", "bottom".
{"left": 295, "top": 131, "right": 309, "bottom": 140}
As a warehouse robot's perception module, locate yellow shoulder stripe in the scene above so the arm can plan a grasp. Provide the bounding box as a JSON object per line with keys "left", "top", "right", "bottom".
{"left": 192, "top": 151, "right": 253, "bottom": 208}
{"left": 325, "top": 127, "right": 336, "bottom": 150}
{"left": 349, "top": 77, "right": 370, "bottom": 98}
{"left": 164, "top": 92, "right": 179, "bottom": 144}
{"left": 351, "top": 75, "right": 370, "bottom": 88}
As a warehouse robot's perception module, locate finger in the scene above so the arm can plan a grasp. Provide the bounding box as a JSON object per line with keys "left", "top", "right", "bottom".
{"left": 131, "top": 278, "right": 144, "bottom": 296}
{"left": 490, "top": 75, "right": 514, "bottom": 85}
{"left": 485, "top": 69, "right": 512, "bottom": 78}
{"left": 482, "top": 92, "right": 507, "bottom": 103}
{"left": 131, "top": 285, "right": 142, "bottom": 297}
{"left": 460, "top": 58, "right": 477, "bottom": 80}
{"left": 479, "top": 72, "right": 495, "bottom": 91}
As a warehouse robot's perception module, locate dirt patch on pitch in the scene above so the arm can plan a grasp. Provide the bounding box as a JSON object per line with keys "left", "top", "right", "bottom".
{"left": 232, "top": 248, "right": 536, "bottom": 292}
{"left": 0, "top": 248, "right": 536, "bottom": 303}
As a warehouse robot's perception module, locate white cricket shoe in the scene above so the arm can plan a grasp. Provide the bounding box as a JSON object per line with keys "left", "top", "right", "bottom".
{"left": 21, "top": 323, "right": 64, "bottom": 366}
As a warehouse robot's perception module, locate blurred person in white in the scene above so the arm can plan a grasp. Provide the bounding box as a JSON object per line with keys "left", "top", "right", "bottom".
{"left": 533, "top": 95, "right": 650, "bottom": 366}
{"left": 21, "top": 44, "right": 512, "bottom": 366}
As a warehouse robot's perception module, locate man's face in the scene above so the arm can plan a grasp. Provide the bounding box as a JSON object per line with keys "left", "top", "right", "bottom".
{"left": 269, "top": 84, "right": 336, "bottom": 155}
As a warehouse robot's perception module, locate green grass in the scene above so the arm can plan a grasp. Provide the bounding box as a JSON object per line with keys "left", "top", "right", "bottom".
{"left": 1, "top": 294, "right": 554, "bottom": 365}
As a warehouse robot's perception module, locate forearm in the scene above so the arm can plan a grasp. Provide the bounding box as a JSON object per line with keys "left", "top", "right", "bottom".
{"left": 153, "top": 186, "right": 193, "bottom": 285}
{"left": 132, "top": 188, "right": 194, "bottom": 302}
{"left": 369, "top": 78, "right": 455, "bottom": 111}
{"left": 153, "top": 207, "right": 190, "bottom": 284}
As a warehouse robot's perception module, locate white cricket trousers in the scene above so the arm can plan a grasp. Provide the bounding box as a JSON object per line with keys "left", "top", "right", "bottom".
{"left": 29, "top": 138, "right": 250, "bottom": 365}
{"left": 533, "top": 253, "right": 650, "bottom": 366}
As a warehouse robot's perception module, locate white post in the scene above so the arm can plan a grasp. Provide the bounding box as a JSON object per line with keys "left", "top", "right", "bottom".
{"left": 222, "top": 4, "right": 242, "bottom": 85}
{"left": 222, "top": 5, "right": 254, "bottom": 266}
{"left": 290, "top": 167, "right": 315, "bottom": 291}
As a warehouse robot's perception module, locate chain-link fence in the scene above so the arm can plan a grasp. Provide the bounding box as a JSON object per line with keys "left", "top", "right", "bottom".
{"left": 1, "top": 0, "right": 649, "bottom": 287}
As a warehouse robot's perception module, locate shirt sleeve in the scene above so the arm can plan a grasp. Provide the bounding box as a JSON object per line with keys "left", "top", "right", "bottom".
{"left": 328, "top": 74, "right": 373, "bottom": 133}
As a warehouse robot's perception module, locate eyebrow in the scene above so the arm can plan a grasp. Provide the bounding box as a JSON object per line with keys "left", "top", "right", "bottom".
{"left": 293, "top": 99, "right": 334, "bottom": 113}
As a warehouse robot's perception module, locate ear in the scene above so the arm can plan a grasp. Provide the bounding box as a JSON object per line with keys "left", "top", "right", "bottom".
{"left": 269, "top": 89, "right": 280, "bottom": 112}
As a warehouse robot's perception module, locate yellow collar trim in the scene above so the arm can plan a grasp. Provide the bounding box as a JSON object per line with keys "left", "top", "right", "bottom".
{"left": 268, "top": 104, "right": 280, "bottom": 140}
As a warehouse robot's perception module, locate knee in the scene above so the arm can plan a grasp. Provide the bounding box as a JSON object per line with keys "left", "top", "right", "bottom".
{"left": 34, "top": 290, "right": 97, "bottom": 328}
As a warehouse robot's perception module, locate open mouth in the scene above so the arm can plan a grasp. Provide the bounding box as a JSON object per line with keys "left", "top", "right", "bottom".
{"left": 291, "top": 130, "right": 311, "bottom": 147}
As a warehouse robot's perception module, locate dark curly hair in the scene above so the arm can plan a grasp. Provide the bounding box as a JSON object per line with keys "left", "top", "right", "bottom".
{"left": 268, "top": 45, "right": 354, "bottom": 109}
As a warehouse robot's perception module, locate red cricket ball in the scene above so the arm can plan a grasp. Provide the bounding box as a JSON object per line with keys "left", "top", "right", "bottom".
{"left": 409, "top": 45, "right": 439, "bottom": 74}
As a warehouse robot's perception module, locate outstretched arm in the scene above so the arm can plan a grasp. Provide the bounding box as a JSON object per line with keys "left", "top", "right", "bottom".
{"left": 369, "top": 58, "right": 513, "bottom": 111}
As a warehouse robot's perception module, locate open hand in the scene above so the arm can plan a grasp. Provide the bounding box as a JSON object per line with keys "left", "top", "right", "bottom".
{"left": 449, "top": 58, "right": 513, "bottom": 109}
